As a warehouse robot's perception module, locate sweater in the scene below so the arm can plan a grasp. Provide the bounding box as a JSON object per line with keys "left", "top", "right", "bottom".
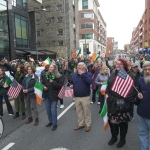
{"left": 137, "top": 77, "right": 150, "bottom": 119}
{"left": 70, "top": 71, "right": 92, "bottom": 97}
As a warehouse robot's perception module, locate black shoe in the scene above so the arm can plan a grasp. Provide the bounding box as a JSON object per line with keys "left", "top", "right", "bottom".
{"left": 46, "top": 123, "right": 52, "bottom": 127}
{"left": 21, "top": 113, "right": 26, "bottom": 120}
{"left": 13, "top": 113, "right": 19, "bottom": 119}
{"left": 117, "top": 138, "right": 126, "bottom": 148}
{"left": 52, "top": 126, "right": 57, "bottom": 131}
{"left": 108, "top": 137, "right": 117, "bottom": 146}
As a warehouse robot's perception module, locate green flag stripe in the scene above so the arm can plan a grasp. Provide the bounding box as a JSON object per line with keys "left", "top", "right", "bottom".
{"left": 34, "top": 81, "right": 43, "bottom": 91}
{"left": 100, "top": 103, "right": 107, "bottom": 118}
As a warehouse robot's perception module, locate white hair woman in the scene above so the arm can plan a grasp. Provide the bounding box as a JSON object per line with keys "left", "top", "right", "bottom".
{"left": 43, "top": 63, "right": 64, "bottom": 131}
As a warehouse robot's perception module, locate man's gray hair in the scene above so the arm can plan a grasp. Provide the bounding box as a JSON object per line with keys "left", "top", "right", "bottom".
{"left": 143, "top": 61, "right": 150, "bottom": 68}
{"left": 77, "top": 62, "right": 86, "bottom": 68}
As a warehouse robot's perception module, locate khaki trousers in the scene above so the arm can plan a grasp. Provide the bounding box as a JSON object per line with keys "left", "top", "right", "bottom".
{"left": 74, "top": 96, "right": 91, "bottom": 127}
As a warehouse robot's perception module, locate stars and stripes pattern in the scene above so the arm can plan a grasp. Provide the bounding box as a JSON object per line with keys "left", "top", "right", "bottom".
{"left": 64, "top": 89, "right": 74, "bottom": 98}
{"left": 58, "top": 78, "right": 68, "bottom": 99}
{"left": 7, "top": 80, "right": 22, "bottom": 98}
{"left": 111, "top": 68, "right": 134, "bottom": 98}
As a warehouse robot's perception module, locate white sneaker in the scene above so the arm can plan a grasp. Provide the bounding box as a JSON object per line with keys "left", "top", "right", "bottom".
{"left": 90, "top": 102, "right": 93, "bottom": 104}
{"left": 97, "top": 102, "right": 100, "bottom": 105}
{"left": 9, "top": 114, "right": 13, "bottom": 116}
{"left": 60, "top": 105, "right": 64, "bottom": 109}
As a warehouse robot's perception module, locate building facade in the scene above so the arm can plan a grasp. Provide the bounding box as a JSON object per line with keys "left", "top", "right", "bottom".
{"left": 28, "top": 0, "right": 79, "bottom": 58}
{"left": 106, "top": 37, "right": 114, "bottom": 54}
{"left": 78, "top": 0, "right": 107, "bottom": 56}
{"left": 0, "top": 0, "right": 30, "bottom": 60}
{"left": 130, "top": 0, "right": 150, "bottom": 54}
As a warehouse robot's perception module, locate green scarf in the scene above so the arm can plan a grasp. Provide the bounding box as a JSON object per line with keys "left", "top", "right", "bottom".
{"left": 15, "top": 72, "right": 23, "bottom": 82}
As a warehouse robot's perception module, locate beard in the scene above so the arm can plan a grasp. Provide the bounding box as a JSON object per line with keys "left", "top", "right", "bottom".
{"left": 144, "top": 76, "right": 150, "bottom": 84}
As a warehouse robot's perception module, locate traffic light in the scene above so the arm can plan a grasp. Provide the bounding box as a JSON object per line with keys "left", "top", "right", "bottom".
{"left": 85, "top": 45, "right": 91, "bottom": 54}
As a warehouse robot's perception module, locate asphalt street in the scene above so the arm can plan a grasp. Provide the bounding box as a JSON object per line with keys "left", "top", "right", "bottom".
{"left": 0, "top": 96, "right": 140, "bottom": 150}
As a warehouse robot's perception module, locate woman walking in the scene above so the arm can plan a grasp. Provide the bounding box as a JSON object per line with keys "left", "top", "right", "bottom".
{"left": 0, "top": 68, "right": 14, "bottom": 116}
{"left": 106, "top": 59, "right": 134, "bottom": 148}
{"left": 43, "top": 63, "right": 63, "bottom": 131}
{"left": 13, "top": 64, "right": 26, "bottom": 120}
{"left": 22, "top": 65, "right": 39, "bottom": 126}
{"left": 95, "top": 66, "right": 109, "bottom": 113}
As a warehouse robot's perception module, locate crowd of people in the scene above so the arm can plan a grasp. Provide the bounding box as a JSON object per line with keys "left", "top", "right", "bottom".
{"left": 0, "top": 55, "right": 149, "bottom": 150}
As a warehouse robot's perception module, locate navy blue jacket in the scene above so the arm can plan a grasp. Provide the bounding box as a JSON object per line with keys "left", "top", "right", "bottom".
{"left": 70, "top": 71, "right": 92, "bottom": 97}
{"left": 137, "top": 77, "right": 150, "bottom": 119}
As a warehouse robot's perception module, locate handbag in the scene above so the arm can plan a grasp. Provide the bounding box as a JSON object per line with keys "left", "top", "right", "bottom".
{"left": 115, "top": 99, "right": 125, "bottom": 112}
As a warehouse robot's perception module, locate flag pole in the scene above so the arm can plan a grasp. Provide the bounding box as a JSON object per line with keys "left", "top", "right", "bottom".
{"left": 133, "top": 85, "right": 139, "bottom": 93}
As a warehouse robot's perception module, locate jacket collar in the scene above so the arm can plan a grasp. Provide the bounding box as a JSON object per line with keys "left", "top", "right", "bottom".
{"left": 25, "top": 74, "right": 35, "bottom": 79}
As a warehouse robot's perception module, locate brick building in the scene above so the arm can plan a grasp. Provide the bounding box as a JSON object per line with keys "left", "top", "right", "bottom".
{"left": 130, "top": 0, "right": 150, "bottom": 54}
{"left": 28, "top": 0, "right": 79, "bottom": 59}
{"left": 106, "top": 37, "right": 114, "bottom": 54}
{"left": 78, "top": 0, "right": 107, "bottom": 56}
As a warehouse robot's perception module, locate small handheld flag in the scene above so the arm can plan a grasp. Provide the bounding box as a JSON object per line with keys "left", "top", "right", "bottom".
{"left": 34, "top": 81, "right": 44, "bottom": 105}
{"left": 42, "top": 57, "right": 51, "bottom": 66}
{"left": 100, "top": 82, "right": 108, "bottom": 95}
{"left": 3, "top": 78, "right": 12, "bottom": 88}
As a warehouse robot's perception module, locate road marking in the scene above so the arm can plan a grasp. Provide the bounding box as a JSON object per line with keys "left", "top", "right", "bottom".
{"left": 57, "top": 102, "right": 74, "bottom": 120}
{"left": 2, "top": 143, "right": 15, "bottom": 150}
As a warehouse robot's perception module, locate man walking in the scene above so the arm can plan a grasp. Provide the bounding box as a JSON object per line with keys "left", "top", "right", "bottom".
{"left": 70, "top": 62, "right": 92, "bottom": 132}
{"left": 137, "top": 61, "right": 150, "bottom": 150}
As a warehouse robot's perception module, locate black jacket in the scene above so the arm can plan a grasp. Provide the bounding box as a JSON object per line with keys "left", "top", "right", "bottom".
{"left": 40, "top": 69, "right": 48, "bottom": 83}
{"left": 106, "top": 70, "right": 134, "bottom": 114}
{"left": 42, "top": 75, "right": 64, "bottom": 101}
{"left": 62, "top": 68, "right": 72, "bottom": 83}
{"left": 22, "top": 74, "right": 38, "bottom": 98}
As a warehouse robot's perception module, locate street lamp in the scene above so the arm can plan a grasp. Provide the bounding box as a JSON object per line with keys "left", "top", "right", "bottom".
{"left": 34, "top": 7, "right": 46, "bottom": 60}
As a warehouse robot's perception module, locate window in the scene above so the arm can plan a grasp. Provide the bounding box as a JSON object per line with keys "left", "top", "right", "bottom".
{"left": 83, "top": 44, "right": 89, "bottom": 54}
{"left": 82, "top": 0, "right": 88, "bottom": 9}
{"left": 37, "top": 31, "right": 40, "bottom": 36}
{"left": 37, "top": 42, "right": 40, "bottom": 47}
{"left": 36, "top": 20, "right": 40, "bottom": 25}
{"left": 81, "top": 23, "right": 93, "bottom": 29}
{"left": 58, "top": 29, "right": 63, "bottom": 35}
{"left": 45, "top": 7, "right": 50, "bottom": 12}
{"left": 57, "top": 5, "right": 62, "bottom": 11}
{"left": 82, "top": 33, "right": 93, "bottom": 39}
{"left": 14, "top": 14, "right": 29, "bottom": 48}
{"left": 81, "top": 12, "right": 93, "bottom": 18}
{"left": 12, "top": 0, "right": 27, "bottom": 10}
{"left": 46, "top": 18, "right": 50, "bottom": 23}
{"left": 57, "top": 17, "right": 63, "bottom": 23}
{"left": 58, "top": 41, "right": 63, "bottom": 46}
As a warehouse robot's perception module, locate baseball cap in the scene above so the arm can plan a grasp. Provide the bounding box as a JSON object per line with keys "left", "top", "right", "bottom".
{"left": 131, "top": 63, "right": 138, "bottom": 68}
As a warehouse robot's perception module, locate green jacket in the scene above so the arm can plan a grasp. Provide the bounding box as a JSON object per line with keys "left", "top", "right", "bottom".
{"left": 0, "top": 76, "right": 10, "bottom": 96}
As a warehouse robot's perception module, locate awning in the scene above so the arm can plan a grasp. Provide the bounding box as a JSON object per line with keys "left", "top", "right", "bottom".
{"left": 38, "top": 50, "right": 57, "bottom": 55}
{"left": 15, "top": 50, "right": 27, "bottom": 54}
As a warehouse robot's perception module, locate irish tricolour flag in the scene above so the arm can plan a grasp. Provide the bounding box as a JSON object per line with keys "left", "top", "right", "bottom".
{"left": 100, "top": 81, "right": 108, "bottom": 95}
{"left": 76, "top": 49, "right": 81, "bottom": 57}
{"left": 100, "top": 102, "right": 109, "bottom": 131}
{"left": 3, "top": 78, "right": 12, "bottom": 88}
{"left": 94, "top": 54, "right": 100, "bottom": 62}
{"left": 34, "top": 81, "right": 44, "bottom": 105}
{"left": 42, "top": 57, "right": 51, "bottom": 66}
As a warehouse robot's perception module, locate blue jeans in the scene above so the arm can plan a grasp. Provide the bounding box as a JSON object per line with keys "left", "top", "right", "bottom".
{"left": 44, "top": 92, "right": 58, "bottom": 126}
{"left": 137, "top": 114, "right": 150, "bottom": 150}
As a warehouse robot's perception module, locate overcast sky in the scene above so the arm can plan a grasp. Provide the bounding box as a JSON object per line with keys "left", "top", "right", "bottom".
{"left": 98, "top": 0, "right": 145, "bottom": 49}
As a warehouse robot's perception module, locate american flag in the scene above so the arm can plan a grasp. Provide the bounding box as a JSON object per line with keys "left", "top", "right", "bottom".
{"left": 58, "top": 78, "right": 68, "bottom": 99}
{"left": 7, "top": 80, "right": 22, "bottom": 98}
{"left": 64, "top": 88, "right": 74, "bottom": 98}
{"left": 111, "top": 68, "right": 134, "bottom": 98}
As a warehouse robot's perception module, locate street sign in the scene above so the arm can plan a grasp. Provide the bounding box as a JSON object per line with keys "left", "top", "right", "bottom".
{"left": 145, "top": 42, "right": 149, "bottom": 47}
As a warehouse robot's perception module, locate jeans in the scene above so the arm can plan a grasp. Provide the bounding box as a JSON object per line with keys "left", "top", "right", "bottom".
{"left": 44, "top": 92, "right": 58, "bottom": 126}
{"left": 137, "top": 114, "right": 150, "bottom": 150}
{"left": 0, "top": 95, "right": 14, "bottom": 115}
{"left": 92, "top": 88, "right": 98, "bottom": 102}
{"left": 99, "top": 93, "right": 104, "bottom": 111}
